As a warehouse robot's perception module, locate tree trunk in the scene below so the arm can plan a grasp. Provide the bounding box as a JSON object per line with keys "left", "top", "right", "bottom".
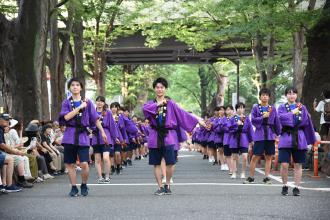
{"left": 198, "top": 66, "right": 208, "bottom": 118}
{"left": 252, "top": 31, "right": 267, "bottom": 88}
{"left": 121, "top": 65, "right": 129, "bottom": 99}
{"left": 12, "top": 0, "right": 50, "bottom": 124}
{"left": 266, "top": 33, "right": 277, "bottom": 104}
{"left": 136, "top": 73, "right": 152, "bottom": 107}
{"left": 73, "top": 18, "right": 86, "bottom": 97}
{"left": 91, "top": 0, "right": 123, "bottom": 96}
{"left": 208, "top": 64, "right": 228, "bottom": 111}
{"left": 49, "top": 0, "right": 61, "bottom": 120}
{"left": 0, "top": 14, "right": 16, "bottom": 115}
{"left": 41, "top": 64, "right": 50, "bottom": 121}
{"left": 290, "top": 0, "right": 316, "bottom": 99}
{"left": 292, "top": 25, "right": 305, "bottom": 98}
{"left": 302, "top": 0, "right": 330, "bottom": 175}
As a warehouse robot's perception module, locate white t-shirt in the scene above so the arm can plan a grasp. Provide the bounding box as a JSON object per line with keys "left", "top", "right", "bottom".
{"left": 4, "top": 129, "right": 21, "bottom": 148}
{"left": 316, "top": 99, "right": 330, "bottom": 124}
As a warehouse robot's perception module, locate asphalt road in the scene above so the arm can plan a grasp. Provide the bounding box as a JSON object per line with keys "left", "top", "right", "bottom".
{"left": 1, "top": 151, "right": 330, "bottom": 220}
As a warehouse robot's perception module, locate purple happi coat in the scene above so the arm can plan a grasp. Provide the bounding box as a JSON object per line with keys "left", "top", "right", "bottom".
{"left": 277, "top": 103, "right": 316, "bottom": 150}
{"left": 229, "top": 115, "right": 253, "bottom": 149}
{"left": 59, "top": 99, "right": 99, "bottom": 146}
{"left": 207, "top": 117, "right": 218, "bottom": 143}
{"left": 143, "top": 99, "right": 198, "bottom": 149}
{"left": 213, "top": 116, "right": 225, "bottom": 144}
{"left": 175, "top": 127, "right": 188, "bottom": 150}
{"left": 118, "top": 114, "right": 129, "bottom": 144}
{"left": 222, "top": 116, "right": 232, "bottom": 146}
{"left": 122, "top": 115, "right": 138, "bottom": 142}
{"left": 91, "top": 110, "right": 118, "bottom": 146}
{"left": 251, "top": 104, "right": 281, "bottom": 141}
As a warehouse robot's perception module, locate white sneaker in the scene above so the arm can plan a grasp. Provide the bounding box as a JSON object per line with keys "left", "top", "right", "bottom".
{"left": 230, "top": 173, "right": 237, "bottom": 179}
{"left": 223, "top": 164, "right": 229, "bottom": 171}
{"left": 220, "top": 165, "right": 226, "bottom": 171}
{"left": 240, "top": 173, "right": 246, "bottom": 179}
{"left": 162, "top": 176, "right": 166, "bottom": 184}
{"left": 211, "top": 156, "right": 215, "bottom": 163}
{"left": 43, "top": 174, "right": 54, "bottom": 180}
{"left": 35, "top": 177, "right": 44, "bottom": 183}
{"left": 170, "top": 178, "right": 174, "bottom": 184}
{"left": 97, "top": 178, "right": 105, "bottom": 184}
{"left": 208, "top": 158, "right": 212, "bottom": 163}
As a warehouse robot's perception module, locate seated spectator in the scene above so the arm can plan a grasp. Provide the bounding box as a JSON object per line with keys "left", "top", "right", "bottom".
{"left": 0, "top": 120, "right": 33, "bottom": 188}
{"left": 0, "top": 152, "right": 21, "bottom": 193}
{"left": 53, "top": 123, "right": 65, "bottom": 150}
{"left": 24, "top": 122, "right": 54, "bottom": 180}
{"left": 0, "top": 113, "right": 27, "bottom": 192}
{"left": 53, "top": 124, "right": 65, "bottom": 170}
{"left": 4, "top": 119, "right": 34, "bottom": 180}
{"left": 41, "top": 124, "right": 62, "bottom": 174}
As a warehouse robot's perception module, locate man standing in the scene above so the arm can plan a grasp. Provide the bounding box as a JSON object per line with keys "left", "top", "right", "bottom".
{"left": 143, "top": 77, "right": 205, "bottom": 195}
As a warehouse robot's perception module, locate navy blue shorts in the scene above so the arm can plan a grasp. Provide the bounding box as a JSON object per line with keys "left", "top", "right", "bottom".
{"left": 216, "top": 143, "right": 224, "bottom": 149}
{"left": 279, "top": 148, "right": 307, "bottom": 164}
{"left": 201, "top": 141, "right": 208, "bottom": 148}
{"left": 122, "top": 144, "right": 131, "bottom": 152}
{"left": 93, "top": 144, "right": 112, "bottom": 154}
{"left": 63, "top": 144, "right": 90, "bottom": 164}
{"left": 149, "top": 145, "right": 176, "bottom": 166}
{"left": 208, "top": 142, "right": 217, "bottom": 149}
{"left": 114, "top": 144, "right": 122, "bottom": 153}
{"left": 174, "top": 150, "right": 178, "bottom": 158}
{"left": 0, "top": 151, "right": 6, "bottom": 168}
{"left": 231, "top": 147, "right": 248, "bottom": 154}
{"left": 126, "top": 143, "right": 135, "bottom": 151}
{"left": 253, "top": 140, "right": 275, "bottom": 156}
{"left": 110, "top": 147, "right": 115, "bottom": 157}
{"left": 224, "top": 145, "right": 232, "bottom": 156}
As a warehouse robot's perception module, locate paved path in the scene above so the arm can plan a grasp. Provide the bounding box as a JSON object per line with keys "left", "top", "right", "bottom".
{"left": 1, "top": 151, "right": 330, "bottom": 220}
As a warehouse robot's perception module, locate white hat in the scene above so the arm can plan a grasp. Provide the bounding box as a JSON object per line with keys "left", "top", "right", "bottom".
{"left": 9, "top": 119, "right": 18, "bottom": 128}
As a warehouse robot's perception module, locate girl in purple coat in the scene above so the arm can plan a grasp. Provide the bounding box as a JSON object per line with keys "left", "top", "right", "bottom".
{"left": 206, "top": 113, "right": 218, "bottom": 164}
{"left": 92, "top": 96, "right": 119, "bottom": 183}
{"left": 214, "top": 106, "right": 227, "bottom": 170}
{"left": 229, "top": 103, "right": 253, "bottom": 179}
{"left": 110, "top": 102, "right": 125, "bottom": 175}
{"left": 278, "top": 87, "right": 316, "bottom": 196}
{"left": 223, "top": 106, "right": 234, "bottom": 175}
{"left": 59, "top": 78, "right": 108, "bottom": 197}
{"left": 143, "top": 77, "right": 206, "bottom": 195}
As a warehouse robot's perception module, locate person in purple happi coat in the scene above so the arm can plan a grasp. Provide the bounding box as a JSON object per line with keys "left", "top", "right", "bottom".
{"left": 91, "top": 96, "right": 119, "bottom": 184}
{"left": 213, "top": 106, "right": 227, "bottom": 170}
{"left": 143, "top": 77, "right": 206, "bottom": 195}
{"left": 278, "top": 87, "right": 316, "bottom": 196}
{"left": 228, "top": 103, "right": 253, "bottom": 179}
{"left": 223, "top": 106, "right": 235, "bottom": 175}
{"left": 59, "top": 78, "right": 108, "bottom": 197}
{"left": 244, "top": 88, "right": 281, "bottom": 184}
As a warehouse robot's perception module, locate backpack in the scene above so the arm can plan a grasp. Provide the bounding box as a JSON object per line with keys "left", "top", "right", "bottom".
{"left": 324, "top": 100, "right": 330, "bottom": 123}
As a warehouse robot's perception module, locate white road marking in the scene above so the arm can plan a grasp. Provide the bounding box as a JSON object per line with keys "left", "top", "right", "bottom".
{"left": 255, "top": 168, "right": 330, "bottom": 192}
{"left": 82, "top": 182, "right": 283, "bottom": 187}
{"left": 177, "top": 155, "right": 198, "bottom": 158}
